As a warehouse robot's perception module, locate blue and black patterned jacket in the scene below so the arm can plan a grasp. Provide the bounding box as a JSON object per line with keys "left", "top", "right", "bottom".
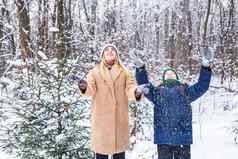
{"left": 136, "top": 66, "right": 212, "bottom": 145}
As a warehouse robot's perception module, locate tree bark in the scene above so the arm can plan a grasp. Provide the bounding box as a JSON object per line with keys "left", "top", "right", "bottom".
{"left": 0, "top": 7, "right": 3, "bottom": 51}
{"left": 57, "top": 0, "right": 66, "bottom": 60}
{"left": 202, "top": 0, "right": 212, "bottom": 46}
{"left": 2, "top": 0, "right": 16, "bottom": 55}
{"left": 16, "top": 0, "right": 31, "bottom": 61}
{"left": 168, "top": 11, "right": 176, "bottom": 67}
{"left": 38, "top": 0, "right": 49, "bottom": 54}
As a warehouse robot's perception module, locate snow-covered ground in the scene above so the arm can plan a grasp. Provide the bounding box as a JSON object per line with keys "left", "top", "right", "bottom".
{"left": 0, "top": 152, "right": 15, "bottom": 159}
{"left": 192, "top": 111, "right": 238, "bottom": 159}
{"left": 127, "top": 111, "right": 238, "bottom": 159}
{"left": 2, "top": 111, "right": 237, "bottom": 159}
{"left": 1, "top": 106, "right": 238, "bottom": 159}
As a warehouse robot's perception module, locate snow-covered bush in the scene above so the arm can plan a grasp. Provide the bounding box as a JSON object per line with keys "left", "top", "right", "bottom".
{"left": 0, "top": 59, "right": 93, "bottom": 159}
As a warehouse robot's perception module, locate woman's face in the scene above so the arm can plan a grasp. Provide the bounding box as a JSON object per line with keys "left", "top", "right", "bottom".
{"left": 164, "top": 70, "right": 177, "bottom": 80}
{"left": 103, "top": 47, "right": 117, "bottom": 65}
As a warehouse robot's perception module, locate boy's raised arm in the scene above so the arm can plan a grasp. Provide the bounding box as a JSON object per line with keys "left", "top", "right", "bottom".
{"left": 135, "top": 63, "right": 156, "bottom": 103}
{"left": 185, "top": 66, "right": 212, "bottom": 102}
{"left": 185, "top": 47, "right": 214, "bottom": 102}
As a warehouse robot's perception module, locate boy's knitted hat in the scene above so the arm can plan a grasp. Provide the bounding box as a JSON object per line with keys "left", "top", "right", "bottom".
{"left": 162, "top": 66, "right": 179, "bottom": 82}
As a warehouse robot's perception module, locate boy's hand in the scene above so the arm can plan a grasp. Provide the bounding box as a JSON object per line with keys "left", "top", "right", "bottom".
{"left": 201, "top": 47, "right": 214, "bottom": 67}
{"left": 134, "top": 58, "right": 145, "bottom": 69}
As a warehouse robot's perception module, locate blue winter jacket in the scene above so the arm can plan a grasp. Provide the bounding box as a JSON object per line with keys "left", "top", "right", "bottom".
{"left": 136, "top": 66, "right": 212, "bottom": 145}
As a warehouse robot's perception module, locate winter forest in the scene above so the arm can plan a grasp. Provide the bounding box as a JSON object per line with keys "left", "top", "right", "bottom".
{"left": 0, "top": 0, "right": 238, "bottom": 159}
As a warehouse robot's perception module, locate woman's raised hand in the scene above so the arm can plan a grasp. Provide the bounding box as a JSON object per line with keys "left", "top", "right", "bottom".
{"left": 78, "top": 79, "right": 88, "bottom": 93}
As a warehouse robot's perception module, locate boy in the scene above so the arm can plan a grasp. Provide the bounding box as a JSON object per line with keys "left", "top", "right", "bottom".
{"left": 135, "top": 47, "right": 214, "bottom": 159}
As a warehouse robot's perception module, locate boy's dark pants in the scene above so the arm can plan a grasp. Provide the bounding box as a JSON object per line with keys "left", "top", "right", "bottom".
{"left": 157, "top": 144, "right": 191, "bottom": 159}
{"left": 95, "top": 152, "right": 125, "bottom": 159}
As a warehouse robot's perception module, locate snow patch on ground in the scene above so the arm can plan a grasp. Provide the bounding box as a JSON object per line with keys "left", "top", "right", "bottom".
{"left": 126, "top": 112, "right": 238, "bottom": 159}
{"left": 192, "top": 112, "right": 238, "bottom": 159}
{"left": 0, "top": 152, "right": 15, "bottom": 159}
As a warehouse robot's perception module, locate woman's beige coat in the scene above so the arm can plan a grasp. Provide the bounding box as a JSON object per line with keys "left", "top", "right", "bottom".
{"left": 81, "top": 63, "right": 137, "bottom": 154}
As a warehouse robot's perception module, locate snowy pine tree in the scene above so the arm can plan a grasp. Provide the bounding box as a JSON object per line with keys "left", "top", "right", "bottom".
{"left": 0, "top": 58, "right": 93, "bottom": 159}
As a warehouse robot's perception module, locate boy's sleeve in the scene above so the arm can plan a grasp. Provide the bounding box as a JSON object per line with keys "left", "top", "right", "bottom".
{"left": 136, "top": 66, "right": 149, "bottom": 85}
{"left": 136, "top": 67, "right": 156, "bottom": 103}
{"left": 185, "top": 66, "right": 212, "bottom": 102}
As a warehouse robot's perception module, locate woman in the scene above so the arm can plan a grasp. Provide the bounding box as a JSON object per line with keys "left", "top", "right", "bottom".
{"left": 78, "top": 44, "right": 142, "bottom": 159}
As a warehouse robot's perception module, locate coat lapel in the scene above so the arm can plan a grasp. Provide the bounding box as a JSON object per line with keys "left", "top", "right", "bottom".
{"left": 101, "top": 65, "right": 123, "bottom": 106}
{"left": 113, "top": 66, "right": 122, "bottom": 83}
{"left": 103, "top": 65, "right": 122, "bottom": 85}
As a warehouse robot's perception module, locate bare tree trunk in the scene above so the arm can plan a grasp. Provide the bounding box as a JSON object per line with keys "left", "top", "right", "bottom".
{"left": 187, "top": 7, "right": 193, "bottom": 73}
{"left": 229, "top": 0, "right": 238, "bottom": 79}
{"left": 0, "top": 7, "right": 3, "bottom": 51}
{"left": 16, "top": 0, "right": 31, "bottom": 61}
{"left": 2, "top": 0, "right": 15, "bottom": 55}
{"left": 82, "top": 0, "right": 90, "bottom": 22}
{"left": 195, "top": 0, "right": 202, "bottom": 50}
{"left": 90, "top": 0, "right": 97, "bottom": 37}
{"left": 218, "top": 2, "right": 225, "bottom": 84}
{"left": 37, "top": 0, "right": 42, "bottom": 49}
{"left": 164, "top": 9, "right": 169, "bottom": 54}
{"left": 0, "top": 0, "right": 4, "bottom": 75}
{"left": 51, "top": 1, "right": 57, "bottom": 53}
{"left": 168, "top": 11, "right": 176, "bottom": 67}
{"left": 184, "top": 0, "right": 193, "bottom": 73}
{"left": 202, "top": 0, "right": 212, "bottom": 46}
{"left": 226, "top": 0, "right": 236, "bottom": 80}
{"left": 42, "top": 0, "right": 49, "bottom": 53}
{"left": 89, "top": 0, "right": 97, "bottom": 55}
{"left": 155, "top": 14, "right": 160, "bottom": 54}
{"left": 38, "top": 0, "right": 49, "bottom": 54}
{"left": 57, "top": 0, "right": 66, "bottom": 60}
{"left": 217, "top": 0, "right": 237, "bottom": 83}
{"left": 65, "top": 0, "right": 73, "bottom": 56}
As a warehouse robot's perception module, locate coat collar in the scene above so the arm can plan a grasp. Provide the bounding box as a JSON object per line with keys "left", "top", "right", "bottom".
{"left": 103, "top": 64, "right": 123, "bottom": 85}
{"left": 97, "top": 64, "right": 123, "bottom": 106}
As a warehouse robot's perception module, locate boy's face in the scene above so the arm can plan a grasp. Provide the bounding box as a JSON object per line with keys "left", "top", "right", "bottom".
{"left": 164, "top": 70, "right": 177, "bottom": 80}
{"left": 103, "top": 47, "right": 117, "bottom": 65}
